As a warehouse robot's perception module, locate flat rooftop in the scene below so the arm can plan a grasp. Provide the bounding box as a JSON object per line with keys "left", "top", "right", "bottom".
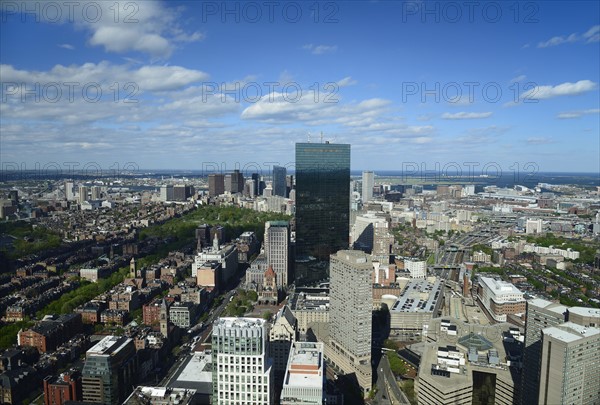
{"left": 176, "top": 351, "right": 212, "bottom": 383}
{"left": 567, "top": 306, "right": 600, "bottom": 319}
{"left": 289, "top": 292, "right": 329, "bottom": 311}
{"left": 543, "top": 322, "right": 600, "bottom": 343}
{"left": 87, "top": 335, "right": 131, "bottom": 356}
{"left": 390, "top": 277, "right": 443, "bottom": 313}
{"left": 284, "top": 342, "right": 324, "bottom": 388}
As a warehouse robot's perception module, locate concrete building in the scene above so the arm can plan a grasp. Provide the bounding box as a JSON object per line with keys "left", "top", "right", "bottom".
{"left": 477, "top": 277, "right": 526, "bottom": 322}
{"left": 192, "top": 238, "right": 238, "bottom": 290}
{"left": 269, "top": 306, "right": 298, "bottom": 390}
{"left": 64, "top": 181, "right": 75, "bottom": 201}
{"left": 81, "top": 336, "right": 137, "bottom": 404}
{"left": 521, "top": 299, "right": 600, "bottom": 404}
{"left": 405, "top": 259, "right": 427, "bottom": 279}
{"left": 280, "top": 342, "right": 325, "bottom": 405}
{"left": 169, "top": 302, "right": 196, "bottom": 329}
{"left": 537, "top": 323, "right": 600, "bottom": 405}
{"left": 327, "top": 250, "right": 372, "bottom": 395}
{"left": 212, "top": 318, "right": 273, "bottom": 404}
{"left": 525, "top": 218, "right": 543, "bottom": 234}
{"left": 160, "top": 185, "right": 174, "bottom": 202}
{"left": 264, "top": 221, "right": 290, "bottom": 289}
{"left": 351, "top": 214, "right": 388, "bottom": 254}
{"left": 79, "top": 186, "right": 89, "bottom": 203}
{"left": 362, "top": 171, "right": 374, "bottom": 203}
{"left": 416, "top": 329, "right": 518, "bottom": 405}
{"left": 289, "top": 291, "right": 329, "bottom": 336}
{"left": 208, "top": 174, "right": 225, "bottom": 197}
{"left": 389, "top": 277, "right": 444, "bottom": 341}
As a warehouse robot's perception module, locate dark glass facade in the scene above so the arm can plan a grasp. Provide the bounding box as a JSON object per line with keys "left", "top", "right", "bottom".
{"left": 295, "top": 142, "right": 350, "bottom": 286}
{"left": 272, "top": 165, "right": 287, "bottom": 197}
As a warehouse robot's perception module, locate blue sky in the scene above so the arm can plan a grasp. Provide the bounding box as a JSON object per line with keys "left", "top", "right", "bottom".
{"left": 1, "top": 1, "right": 599, "bottom": 174}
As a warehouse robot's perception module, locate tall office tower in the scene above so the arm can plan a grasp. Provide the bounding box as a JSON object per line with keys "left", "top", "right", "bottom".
{"left": 90, "top": 186, "right": 101, "bottom": 200}
{"left": 272, "top": 166, "right": 287, "bottom": 197}
{"left": 78, "top": 186, "right": 89, "bottom": 203}
{"left": 160, "top": 185, "right": 174, "bottom": 202}
{"left": 173, "top": 184, "right": 187, "bottom": 201}
{"left": 537, "top": 323, "right": 600, "bottom": 404}
{"left": 65, "top": 181, "right": 74, "bottom": 201}
{"left": 251, "top": 173, "right": 261, "bottom": 196}
{"left": 295, "top": 142, "right": 350, "bottom": 286}
{"left": 208, "top": 174, "right": 225, "bottom": 197}
{"left": 81, "top": 336, "right": 137, "bottom": 404}
{"left": 212, "top": 318, "right": 273, "bottom": 405}
{"left": 362, "top": 171, "right": 374, "bottom": 203}
{"left": 328, "top": 250, "right": 373, "bottom": 395}
{"left": 264, "top": 221, "right": 290, "bottom": 289}
{"left": 280, "top": 342, "right": 325, "bottom": 405}
{"left": 521, "top": 298, "right": 568, "bottom": 404}
{"left": 225, "top": 170, "right": 244, "bottom": 193}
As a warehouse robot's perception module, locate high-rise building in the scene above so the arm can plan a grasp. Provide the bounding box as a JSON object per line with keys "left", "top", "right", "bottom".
{"left": 160, "top": 185, "right": 174, "bottom": 202}
{"left": 208, "top": 174, "right": 225, "bottom": 197}
{"left": 64, "top": 181, "right": 74, "bottom": 201}
{"left": 521, "top": 298, "right": 600, "bottom": 404}
{"left": 224, "top": 170, "right": 244, "bottom": 194}
{"left": 327, "top": 250, "right": 372, "bottom": 395}
{"left": 295, "top": 142, "right": 350, "bottom": 286}
{"left": 362, "top": 171, "right": 374, "bottom": 203}
{"left": 78, "top": 186, "right": 89, "bottom": 203}
{"left": 272, "top": 166, "right": 287, "bottom": 197}
{"left": 81, "top": 336, "right": 137, "bottom": 404}
{"left": 521, "top": 298, "right": 568, "bottom": 404}
{"left": 90, "top": 186, "right": 101, "bottom": 200}
{"left": 264, "top": 221, "right": 290, "bottom": 289}
{"left": 537, "top": 322, "right": 600, "bottom": 404}
{"left": 280, "top": 342, "right": 325, "bottom": 405}
{"left": 212, "top": 317, "right": 273, "bottom": 404}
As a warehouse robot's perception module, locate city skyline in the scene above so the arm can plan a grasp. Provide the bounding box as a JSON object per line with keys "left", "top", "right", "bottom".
{"left": 1, "top": 1, "right": 598, "bottom": 172}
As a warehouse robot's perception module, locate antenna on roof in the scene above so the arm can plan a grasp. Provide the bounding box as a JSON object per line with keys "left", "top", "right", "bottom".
{"left": 320, "top": 131, "right": 323, "bottom": 143}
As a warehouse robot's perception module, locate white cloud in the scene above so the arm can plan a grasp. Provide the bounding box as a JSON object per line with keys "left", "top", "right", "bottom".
{"left": 441, "top": 112, "right": 493, "bottom": 120}
{"left": 583, "top": 25, "right": 600, "bottom": 43}
{"left": 302, "top": 44, "right": 338, "bottom": 55}
{"left": 521, "top": 80, "right": 597, "bottom": 100}
{"left": 538, "top": 33, "right": 578, "bottom": 48}
{"left": 557, "top": 108, "right": 600, "bottom": 119}
{"left": 538, "top": 25, "right": 600, "bottom": 48}
{"left": 510, "top": 75, "right": 526, "bottom": 83}
{"left": 337, "top": 77, "right": 357, "bottom": 87}
{"left": 58, "top": 43, "right": 75, "bottom": 50}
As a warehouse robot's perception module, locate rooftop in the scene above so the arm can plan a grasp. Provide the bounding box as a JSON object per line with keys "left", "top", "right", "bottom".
{"left": 284, "top": 342, "right": 324, "bottom": 389}
{"left": 390, "top": 277, "right": 443, "bottom": 313}
{"left": 543, "top": 322, "right": 600, "bottom": 343}
{"left": 87, "top": 335, "right": 132, "bottom": 356}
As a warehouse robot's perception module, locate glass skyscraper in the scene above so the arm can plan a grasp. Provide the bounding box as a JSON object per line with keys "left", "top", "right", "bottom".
{"left": 272, "top": 166, "right": 287, "bottom": 197}
{"left": 294, "top": 142, "right": 350, "bottom": 286}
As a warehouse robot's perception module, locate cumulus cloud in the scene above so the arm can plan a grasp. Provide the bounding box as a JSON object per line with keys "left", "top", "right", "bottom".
{"left": 337, "top": 77, "right": 357, "bottom": 87}
{"left": 521, "top": 80, "right": 597, "bottom": 100}
{"left": 58, "top": 43, "right": 75, "bottom": 50}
